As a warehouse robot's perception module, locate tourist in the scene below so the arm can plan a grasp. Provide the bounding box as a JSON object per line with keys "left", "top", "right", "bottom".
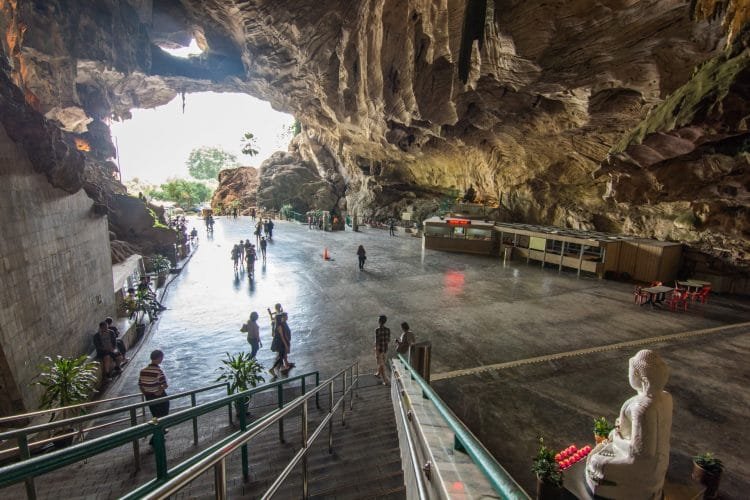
{"left": 231, "top": 244, "right": 240, "bottom": 271}
{"left": 268, "top": 219, "right": 274, "bottom": 239}
{"left": 394, "top": 322, "right": 415, "bottom": 355}
{"left": 138, "top": 350, "right": 170, "bottom": 445}
{"left": 190, "top": 227, "right": 198, "bottom": 242}
{"left": 270, "top": 313, "right": 292, "bottom": 378}
{"left": 251, "top": 208, "right": 256, "bottom": 221}
{"left": 255, "top": 221, "right": 262, "bottom": 242}
{"left": 138, "top": 276, "right": 166, "bottom": 311}
{"left": 263, "top": 219, "right": 270, "bottom": 238}
{"left": 389, "top": 219, "right": 396, "bottom": 236}
{"left": 374, "top": 315, "right": 390, "bottom": 385}
{"left": 93, "top": 321, "right": 121, "bottom": 378}
{"left": 260, "top": 236, "right": 267, "bottom": 263}
{"left": 241, "top": 312, "right": 262, "bottom": 358}
{"left": 105, "top": 317, "right": 128, "bottom": 362}
{"left": 246, "top": 243, "right": 257, "bottom": 276}
{"left": 357, "top": 245, "right": 366, "bottom": 270}
{"left": 238, "top": 240, "right": 245, "bottom": 261}
{"left": 307, "top": 215, "right": 312, "bottom": 229}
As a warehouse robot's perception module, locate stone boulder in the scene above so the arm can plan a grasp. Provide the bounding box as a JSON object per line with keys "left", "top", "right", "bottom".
{"left": 106, "top": 194, "right": 177, "bottom": 258}
{"left": 256, "top": 151, "right": 340, "bottom": 213}
{"left": 211, "top": 166, "right": 259, "bottom": 214}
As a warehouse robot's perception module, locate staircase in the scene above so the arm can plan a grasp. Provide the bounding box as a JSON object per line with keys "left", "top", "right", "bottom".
{"left": 0, "top": 374, "right": 406, "bottom": 499}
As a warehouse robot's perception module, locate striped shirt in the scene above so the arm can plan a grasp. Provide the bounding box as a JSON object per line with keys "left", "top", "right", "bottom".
{"left": 139, "top": 363, "right": 167, "bottom": 396}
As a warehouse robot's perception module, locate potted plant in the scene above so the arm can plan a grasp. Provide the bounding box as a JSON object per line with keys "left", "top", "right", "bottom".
{"left": 593, "top": 416, "right": 614, "bottom": 444}
{"left": 215, "top": 352, "right": 265, "bottom": 416}
{"left": 532, "top": 437, "right": 563, "bottom": 500}
{"left": 150, "top": 254, "right": 171, "bottom": 288}
{"left": 33, "top": 355, "right": 99, "bottom": 448}
{"left": 692, "top": 452, "right": 723, "bottom": 499}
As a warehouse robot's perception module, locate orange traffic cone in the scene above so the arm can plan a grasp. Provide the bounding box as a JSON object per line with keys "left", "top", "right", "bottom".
{"left": 323, "top": 247, "right": 330, "bottom": 260}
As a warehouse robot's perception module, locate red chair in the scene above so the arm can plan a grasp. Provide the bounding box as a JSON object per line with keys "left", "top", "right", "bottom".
{"left": 633, "top": 286, "right": 649, "bottom": 305}
{"left": 666, "top": 289, "right": 688, "bottom": 312}
{"left": 695, "top": 286, "right": 712, "bottom": 304}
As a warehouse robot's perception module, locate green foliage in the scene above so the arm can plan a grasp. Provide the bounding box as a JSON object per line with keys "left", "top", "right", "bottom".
{"left": 292, "top": 119, "right": 301, "bottom": 136}
{"left": 215, "top": 352, "right": 265, "bottom": 394}
{"left": 694, "top": 453, "right": 723, "bottom": 474}
{"left": 187, "top": 146, "right": 238, "bottom": 180}
{"left": 147, "top": 207, "right": 169, "bottom": 229}
{"left": 240, "top": 132, "right": 259, "bottom": 157}
{"left": 152, "top": 179, "right": 212, "bottom": 208}
{"left": 149, "top": 254, "right": 171, "bottom": 275}
{"left": 593, "top": 416, "right": 614, "bottom": 437}
{"left": 531, "top": 437, "right": 563, "bottom": 487}
{"left": 279, "top": 203, "right": 294, "bottom": 219}
{"left": 34, "top": 355, "right": 99, "bottom": 420}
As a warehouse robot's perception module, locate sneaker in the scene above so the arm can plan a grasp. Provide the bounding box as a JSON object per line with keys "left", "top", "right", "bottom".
{"left": 268, "top": 368, "right": 276, "bottom": 377}
{"left": 287, "top": 362, "right": 296, "bottom": 368}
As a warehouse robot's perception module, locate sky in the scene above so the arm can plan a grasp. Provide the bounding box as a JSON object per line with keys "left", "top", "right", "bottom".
{"left": 110, "top": 91, "right": 294, "bottom": 184}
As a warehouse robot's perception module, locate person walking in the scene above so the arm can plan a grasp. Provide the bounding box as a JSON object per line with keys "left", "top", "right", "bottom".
{"left": 374, "top": 315, "right": 390, "bottom": 385}
{"left": 389, "top": 219, "right": 396, "bottom": 236}
{"left": 268, "top": 219, "right": 274, "bottom": 239}
{"left": 394, "top": 322, "right": 416, "bottom": 355}
{"left": 260, "top": 236, "right": 268, "bottom": 264}
{"left": 270, "top": 312, "right": 292, "bottom": 378}
{"left": 356, "top": 245, "right": 366, "bottom": 270}
{"left": 241, "top": 312, "right": 262, "bottom": 358}
{"left": 139, "top": 350, "right": 169, "bottom": 444}
{"left": 251, "top": 208, "right": 256, "bottom": 221}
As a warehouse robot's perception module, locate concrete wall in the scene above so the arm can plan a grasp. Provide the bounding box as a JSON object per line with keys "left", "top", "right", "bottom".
{"left": 0, "top": 124, "right": 114, "bottom": 417}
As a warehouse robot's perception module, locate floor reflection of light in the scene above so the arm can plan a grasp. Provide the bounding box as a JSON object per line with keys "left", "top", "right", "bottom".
{"left": 444, "top": 270, "right": 465, "bottom": 295}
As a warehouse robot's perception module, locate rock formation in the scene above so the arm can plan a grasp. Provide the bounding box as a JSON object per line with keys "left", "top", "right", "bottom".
{"left": 0, "top": 0, "right": 748, "bottom": 277}
{"left": 211, "top": 166, "right": 260, "bottom": 214}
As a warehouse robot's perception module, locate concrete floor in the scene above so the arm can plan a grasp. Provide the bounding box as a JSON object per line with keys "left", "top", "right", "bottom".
{"left": 109, "top": 216, "right": 750, "bottom": 498}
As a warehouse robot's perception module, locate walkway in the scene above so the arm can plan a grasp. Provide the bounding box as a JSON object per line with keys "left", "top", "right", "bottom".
{"left": 70, "top": 217, "right": 750, "bottom": 497}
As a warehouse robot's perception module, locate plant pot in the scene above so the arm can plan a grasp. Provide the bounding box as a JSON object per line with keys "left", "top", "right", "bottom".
{"left": 594, "top": 434, "right": 607, "bottom": 445}
{"left": 536, "top": 478, "right": 563, "bottom": 500}
{"left": 234, "top": 397, "right": 250, "bottom": 418}
{"left": 135, "top": 323, "right": 146, "bottom": 338}
{"left": 692, "top": 462, "right": 721, "bottom": 499}
{"left": 156, "top": 273, "right": 167, "bottom": 288}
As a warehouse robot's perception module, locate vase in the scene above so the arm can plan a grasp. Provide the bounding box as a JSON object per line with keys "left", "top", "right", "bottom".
{"left": 692, "top": 462, "right": 721, "bottom": 499}
{"left": 536, "top": 478, "right": 562, "bottom": 500}
{"left": 594, "top": 434, "right": 607, "bottom": 444}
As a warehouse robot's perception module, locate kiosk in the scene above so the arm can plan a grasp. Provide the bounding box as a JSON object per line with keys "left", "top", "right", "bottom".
{"left": 422, "top": 216, "right": 497, "bottom": 255}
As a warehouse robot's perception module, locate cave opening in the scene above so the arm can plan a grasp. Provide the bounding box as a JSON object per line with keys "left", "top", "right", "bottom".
{"left": 110, "top": 91, "right": 294, "bottom": 199}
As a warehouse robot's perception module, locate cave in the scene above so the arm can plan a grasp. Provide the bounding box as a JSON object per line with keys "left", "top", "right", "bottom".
{"left": 0, "top": 0, "right": 749, "bottom": 496}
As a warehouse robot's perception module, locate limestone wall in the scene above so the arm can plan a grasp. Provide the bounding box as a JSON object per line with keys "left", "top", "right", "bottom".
{"left": 0, "top": 124, "right": 114, "bottom": 416}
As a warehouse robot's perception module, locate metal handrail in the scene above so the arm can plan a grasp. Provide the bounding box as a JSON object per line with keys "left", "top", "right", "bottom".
{"left": 395, "top": 354, "right": 529, "bottom": 499}
{"left": 0, "top": 391, "right": 145, "bottom": 425}
{"left": 0, "top": 372, "right": 319, "bottom": 500}
{"left": 0, "top": 382, "right": 228, "bottom": 441}
{"left": 392, "top": 373, "right": 429, "bottom": 499}
{"left": 132, "top": 362, "right": 359, "bottom": 500}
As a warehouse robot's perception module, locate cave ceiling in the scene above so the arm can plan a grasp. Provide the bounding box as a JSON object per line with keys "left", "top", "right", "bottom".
{"left": 0, "top": 0, "right": 749, "bottom": 267}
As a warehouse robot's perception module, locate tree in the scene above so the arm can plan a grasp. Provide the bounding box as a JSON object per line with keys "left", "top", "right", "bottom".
{"left": 152, "top": 179, "right": 212, "bottom": 208}
{"left": 187, "top": 147, "right": 238, "bottom": 180}
{"left": 240, "top": 132, "right": 259, "bottom": 157}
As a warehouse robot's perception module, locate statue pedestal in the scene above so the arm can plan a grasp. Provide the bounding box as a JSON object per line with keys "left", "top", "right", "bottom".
{"left": 563, "top": 460, "right": 592, "bottom": 500}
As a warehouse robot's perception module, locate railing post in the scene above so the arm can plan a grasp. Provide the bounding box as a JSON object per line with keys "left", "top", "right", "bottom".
{"left": 277, "top": 384, "right": 285, "bottom": 443}
{"left": 355, "top": 362, "right": 359, "bottom": 400}
{"left": 153, "top": 428, "right": 168, "bottom": 480}
{"left": 328, "top": 380, "right": 334, "bottom": 454}
{"left": 191, "top": 393, "right": 198, "bottom": 446}
{"left": 341, "top": 371, "right": 347, "bottom": 427}
{"left": 302, "top": 399, "right": 309, "bottom": 499}
{"left": 227, "top": 383, "right": 233, "bottom": 425}
{"left": 214, "top": 459, "right": 227, "bottom": 500}
{"left": 141, "top": 393, "right": 147, "bottom": 421}
{"left": 239, "top": 398, "right": 249, "bottom": 480}
{"left": 17, "top": 434, "right": 36, "bottom": 500}
{"left": 129, "top": 408, "right": 141, "bottom": 471}
{"left": 349, "top": 365, "right": 354, "bottom": 411}
{"left": 301, "top": 376, "right": 306, "bottom": 396}
{"left": 315, "top": 372, "right": 320, "bottom": 409}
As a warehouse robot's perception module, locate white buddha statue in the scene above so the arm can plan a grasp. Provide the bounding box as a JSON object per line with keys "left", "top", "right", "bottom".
{"left": 585, "top": 349, "right": 673, "bottom": 499}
